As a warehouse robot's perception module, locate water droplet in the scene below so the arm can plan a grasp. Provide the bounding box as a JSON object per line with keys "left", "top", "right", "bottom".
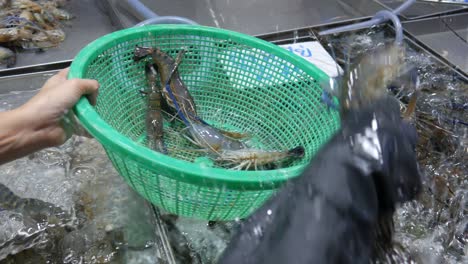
{"left": 105, "top": 224, "right": 113, "bottom": 232}
{"left": 253, "top": 225, "right": 263, "bottom": 237}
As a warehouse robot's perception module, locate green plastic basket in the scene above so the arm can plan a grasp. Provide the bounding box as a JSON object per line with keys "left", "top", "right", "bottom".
{"left": 69, "top": 25, "right": 340, "bottom": 220}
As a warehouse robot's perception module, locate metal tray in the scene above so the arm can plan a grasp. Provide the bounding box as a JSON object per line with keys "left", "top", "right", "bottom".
{"left": 254, "top": 17, "right": 372, "bottom": 44}
{"left": 138, "top": 0, "right": 385, "bottom": 35}
{"left": 0, "top": 70, "right": 58, "bottom": 95}
{"left": 254, "top": 19, "right": 467, "bottom": 81}
{"left": 0, "top": 0, "right": 117, "bottom": 74}
{"left": 403, "top": 12, "right": 468, "bottom": 77}
{"left": 374, "top": 0, "right": 467, "bottom": 19}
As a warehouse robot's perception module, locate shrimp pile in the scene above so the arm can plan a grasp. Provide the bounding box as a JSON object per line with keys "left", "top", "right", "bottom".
{"left": 0, "top": 0, "right": 72, "bottom": 67}
{"left": 133, "top": 46, "right": 305, "bottom": 171}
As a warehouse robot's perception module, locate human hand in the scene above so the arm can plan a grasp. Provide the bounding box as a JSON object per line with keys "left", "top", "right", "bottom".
{"left": 18, "top": 67, "right": 99, "bottom": 146}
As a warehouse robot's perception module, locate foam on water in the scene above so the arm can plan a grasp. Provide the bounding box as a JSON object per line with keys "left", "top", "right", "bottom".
{"left": 321, "top": 26, "right": 467, "bottom": 263}
{"left": 160, "top": 213, "right": 235, "bottom": 264}
{"left": 1, "top": 25, "right": 466, "bottom": 263}
{"left": 0, "top": 135, "right": 162, "bottom": 262}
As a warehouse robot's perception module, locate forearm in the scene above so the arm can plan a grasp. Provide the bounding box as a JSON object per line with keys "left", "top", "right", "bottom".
{"left": 0, "top": 108, "right": 60, "bottom": 165}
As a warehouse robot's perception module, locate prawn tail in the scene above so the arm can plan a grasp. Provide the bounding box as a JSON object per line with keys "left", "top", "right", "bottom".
{"left": 287, "top": 146, "right": 305, "bottom": 158}
{"left": 148, "top": 140, "right": 165, "bottom": 154}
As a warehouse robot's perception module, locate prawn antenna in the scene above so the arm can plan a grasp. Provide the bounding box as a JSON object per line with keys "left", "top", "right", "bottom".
{"left": 164, "top": 83, "right": 190, "bottom": 126}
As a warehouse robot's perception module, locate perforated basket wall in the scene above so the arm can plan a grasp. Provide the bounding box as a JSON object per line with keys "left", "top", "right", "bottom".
{"left": 69, "top": 25, "right": 340, "bottom": 220}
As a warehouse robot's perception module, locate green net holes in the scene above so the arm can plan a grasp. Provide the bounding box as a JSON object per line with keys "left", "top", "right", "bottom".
{"left": 69, "top": 25, "right": 340, "bottom": 220}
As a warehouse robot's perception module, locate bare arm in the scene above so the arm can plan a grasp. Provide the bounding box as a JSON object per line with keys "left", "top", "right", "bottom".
{"left": 0, "top": 68, "right": 99, "bottom": 165}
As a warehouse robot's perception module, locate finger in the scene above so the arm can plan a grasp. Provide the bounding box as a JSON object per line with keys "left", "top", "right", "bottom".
{"left": 51, "top": 68, "right": 69, "bottom": 82}
{"left": 57, "top": 67, "right": 70, "bottom": 78}
{"left": 43, "top": 68, "right": 69, "bottom": 88}
{"left": 86, "top": 92, "right": 98, "bottom": 106}
{"left": 69, "top": 79, "right": 100, "bottom": 106}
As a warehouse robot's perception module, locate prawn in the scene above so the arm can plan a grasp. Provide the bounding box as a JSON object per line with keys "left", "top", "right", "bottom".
{"left": 184, "top": 122, "right": 247, "bottom": 153}
{"left": 0, "top": 46, "right": 15, "bottom": 67}
{"left": 133, "top": 46, "right": 198, "bottom": 122}
{"left": 10, "top": 0, "right": 42, "bottom": 12}
{"left": 133, "top": 46, "right": 251, "bottom": 152}
{"left": 0, "top": 28, "right": 21, "bottom": 42}
{"left": 142, "top": 62, "right": 167, "bottom": 154}
{"left": 42, "top": 2, "right": 73, "bottom": 21}
{"left": 214, "top": 146, "right": 305, "bottom": 170}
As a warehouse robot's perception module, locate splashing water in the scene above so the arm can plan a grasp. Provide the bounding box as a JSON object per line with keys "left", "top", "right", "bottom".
{"left": 0, "top": 132, "right": 164, "bottom": 262}
{"left": 1, "top": 24, "right": 466, "bottom": 263}
{"left": 320, "top": 25, "right": 467, "bottom": 263}
{"left": 159, "top": 211, "right": 236, "bottom": 264}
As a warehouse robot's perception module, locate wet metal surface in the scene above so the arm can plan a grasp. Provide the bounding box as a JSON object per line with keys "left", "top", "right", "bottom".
{"left": 138, "top": 0, "right": 468, "bottom": 35}
{"left": 375, "top": 0, "right": 467, "bottom": 19}
{"left": 0, "top": 0, "right": 117, "bottom": 74}
{"left": 403, "top": 12, "right": 468, "bottom": 75}
{"left": 97, "top": 0, "right": 140, "bottom": 29}
{"left": 1, "top": 0, "right": 466, "bottom": 74}
{"left": 0, "top": 71, "right": 58, "bottom": 94}
{"left": 255, "top": 18, "right": 371, "bottom": 44}
{"left": 139, "top": 0, "right": 385, "bottom": 35}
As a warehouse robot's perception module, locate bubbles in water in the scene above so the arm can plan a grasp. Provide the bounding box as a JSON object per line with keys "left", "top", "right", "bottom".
{"left": 0, "top": 136, "right": 164, "bottom": 262}
{"left": 62, "top": 251, "right": 84, "bottom": 264}
{"left": 70, "top": 166, "right": 96, "bottom": 180}
{"left": 320, "top": 25, "right": 467, "bottom": 263}
{"left": 161, "top": 214, "right": 234, "bottom": 263}
{"left": 36, "top": 148, "right": 69, "bottom": 167}
{"left": 8, "top": 213, "right": 23, "bottom": 222}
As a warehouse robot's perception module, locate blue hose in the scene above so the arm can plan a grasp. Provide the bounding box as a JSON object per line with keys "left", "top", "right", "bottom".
{"left": 374, "top": 10, "right": 403, "bottom": 45}
{"left": 120, "top": 0, "right": 158, "bottom": 21}
{"left": 121, "top": 0, "right": 198, "bottom": 26}
{"left": 319, "top": 18, "right": 382, "bottom": 36}
{"left": 136, "top": 16, "right": 198, "bottom": 26}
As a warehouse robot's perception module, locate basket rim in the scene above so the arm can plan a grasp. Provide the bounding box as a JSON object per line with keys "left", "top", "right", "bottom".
{"left": 69, "top": 24, "right": 334, "bottom": 190}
